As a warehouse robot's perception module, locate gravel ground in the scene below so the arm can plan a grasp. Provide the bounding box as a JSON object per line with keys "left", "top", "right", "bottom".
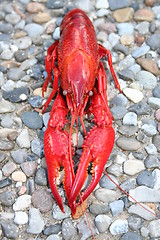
{"left": 0, "top": 0, "right": 160, "bottom": 239}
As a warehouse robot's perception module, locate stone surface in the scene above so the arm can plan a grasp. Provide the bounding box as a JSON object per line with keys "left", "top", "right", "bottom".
{"left": 136, "top": 58, "right": 160, "bottom": 76}
{"left": 13, "top": 194, "right": 31, "bottom": 211}
{"left": 128, "top": 203, "right": 156, "bottom": 220}
{"left": 116, "top": 137, "right": 141, "bottom": 151}
{"left": 95, "top": 214, "right": 112, "bottom": 233}
{"left": 136, "top": 70, "right": 157, "bottom": 90}
{"left": 108, "top": 0, "right": 132, "bottom": 10}
{"left": 123, "top": 160, "right": 145, "bottom": 175}
{"left": 113, "top": 8, "right": 134, "bottom": 22}
{"left": 129, "top": 186, "right": 160, "bottom": 202}
{"left": 110, "top": 219, "right": 128, "bottom": 235}
{"left": 31, "top": 189, "right": 53, "bottom": 212}
{"left": 26, "top": 208, "right": 45, "bottom": 234}
{"left": 1, "top": 220, "right": 19, "bottom": 239}
{"left": 134, "top": 9, "right": 155, "bottom": 22}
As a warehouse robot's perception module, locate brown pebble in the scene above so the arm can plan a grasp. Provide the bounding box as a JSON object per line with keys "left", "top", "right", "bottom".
{"left": 27, "top": 2, "right": 45, "bottom": 13}
{"left": 7, "top": 131, "right": 19, "bottom": 141}
{"left": 113, "top": 8, "right": 134, "bottom": 22}
{"left": 158, "top": 122, "right": 160, "bottom": 132}
{"left": 134, "top": 9, "right": 155, "bottom": 22}
{"left": 145, "top": 0, "right": 155, "bottom": 7}
{"left": 1, "top": 61, "right": 20, "bottom": 69}
{"left": 13, "top": 31, "right": 27, "bottom": 39}
{"left": 155, "top": 108, "right": 160, "bottom": 122}
{"left": 18, "top": 186, "right": 27, "bottom": 195}
{"left": 97, "top": 22, "right": 116, "bottom": 34}
{"left": 33, "top": 12, "right": 51, "bottom": 24}
{"left": 20, "top": 161, "right": 38, "bottom": 177}
{"left": 135, "top": 34, "right": 145, "bottom": 46}
{"left": 46, "top": 23, "right": 56, "bottom": 34}
{"left": 136, "top": 58, "right": 160, "bottom": 76}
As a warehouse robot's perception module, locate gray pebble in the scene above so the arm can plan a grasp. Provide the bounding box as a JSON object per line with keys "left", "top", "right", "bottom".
{"left": 137, "top": 170, "right": 155, "bottom": 188}
{"left": 128, "top": 215, "right": 142, "bottom": 231}
{"left": 0, "top": 151, "right": 5, "bottom": 162}
{"left": 11, "top": 149, "right": 27, "bottom": 164}
{"left": 77, "top": 221, "right": 96, "bottom": 240}
{"left": 132, "top": 45, "right": 150, "bottom": 59}
{"left": 110, "top": 93, "right": 128, "bottom": 106}
{"left": 35, "top": 167, "right": 47, "bottom": 186}
{"left": 52, "top": 204, "right": 71, "bottom": 220}
{"left": 108, "top": 0, "right": 132, "bottom": 10}
{"left": 141, "top": 124, "right": 157, "bottom": 137}
{"left": 24, "top": 23, "right": 44, "bottom": 38}
{"left": 43, "top": 223, "right": 62, "bottom": 236}
{"left": 145, "top": 143, "right": 157, "bottom": 155}
{"left": 128, "top": 101, "right": 150, "bottom": 116}
{"left": 118, "top": 69, "right": 135, "bottom": 81}
{"left": 147, "top": 34, "right": 160, "bottom": 50}
{"left": 116, "top": 137, "right": 141, "bottom": 151}
{"left": 14, "top": 50, "right": 28, "bottom": 62}
{"left": 109, "top": 200, "right": 124, "bottom": 216}
{"left": 31, "top": 189, "right": 53, "bottom": 213}
{"left": 114, "top": 43, "right": 129, "bottom": 55}
{"left": 0, "top": 177, "right": 12, "bottom": 188}
{"left": 31, "top": 138, "right": 44, "bottom": 157}
{"left": 148, "top": 97, "right": 160, "bottom": 109}
{"left": 128, "top": 203, "right": 156, "bottom": 221}
{"left": 118, "top": 55, "right": 135, "bottom": 70}
{"left": 99, "top": 174, "right": 119, "bottom": 189}
{"left": 7, "top": 68, "right": 25, "bottom": 81}
{"left": 0, "top": 33, "right": 11, "bottom": 42}
{"left": 117, "top": 23, "right": 134, "bottom": 36}
{"left": 110, "top": 106, "right": 127, "bottom": 120}
{"left": 148, "top": 219, "right": 160, "bottom": 238}
{"left": 26, "top": 208, "right": 45, "bottom": 234}
{"left": 26, "top": 179, "right": 35, "bottom": 195}
{"left": 0, "top": 220, "right": 19, "bottom": 239}
{"left": 144, "top": 155, "right": 160, "bottom": 168}
{"left": 135, "top": 21, "right": 149, "bottom": 35}
{"left": 123, "top": 112, "right": 137, "bottom": 126}
{"left": 22, "top": 111, "right": 43, "bottom": 129}
{"left": 95, "top": 214, "right": 112, "bottom": 233}
{"left": 0, "top": 22, "right": 13, "bottom": 34}
{"left": 110, "top": 219, "right": 128, "bottom": 235}
{"left": 5, "top": 13, "right": 21, "bottom": 25}
{"left": 153, "top": 135, "right": 160, "bottom": 152}
{"left": 3, "top": 87, "right": 30, "bottom": 103}
{"left": 0, "top": 189, "right": 16, "bottom": 206}
{"left": 153, "top": 84, "right": 160, "bottom": 98}
{"left": 0, "top": 139, "right": 15, "bottom": 150}
{"left": 46, "top": 235, "right": 62, "bottom": 240}
{"left": 120, "top": 232, "right": 142, "bottom": 240}
{"left": 89, "top": 201, "right": 109, "bottom": 215}
{"left": 62, "top": 219, "right": 77, "bottom": 240}
{"left": 47, "top": 0, "right": 64, "bottom": 9}
{"left": 136, "top": 71, "right": 157, "bottom": 90}
{"left": 118, "top": 125, "right": 138, "bottom": 136}
{"left": 120, "top": 178, "right": 136, "bottom": 192}
{"left": 21, "top": 161, "right": 38, "bottom": 177}
{"left": 13, "top": 36, "right": 32, "bottom": 50}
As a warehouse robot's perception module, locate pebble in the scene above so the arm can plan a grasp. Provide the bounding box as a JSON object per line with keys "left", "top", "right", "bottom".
{"left": 107, "top": 163, "right": 123, "bottom": 177}
{"left": 128, "top": 215, "right": 142, "bottom": 231}
{"left": 110, "top": 94, "right": 128, "bottom": 106}
{"left": 52, "top": 204, "right": 71, "bottom": 220}
{"left": 14, "top": 50, "right": 28, "bottom": 62}
{"left": 46, "top": 235, "right": 62, "bottom": 240}
{"left": 145, "top": 143, "right": 157, "bottom": 155}
{"left": 113, "top": 8, "right": 134, "bottom": 22}
{"left": 1, "top": 49, "right": 13, "bottom": 60}
{"left": 5, "top": 13, "right": 21, "bottom": 25}
{"left": 13, "top": 194, "right": 31, "bottom": 211}
{"left": 108, "top": 0, "right": 132, "bottom": 10}
{"left": 21, "top": 111, "right": 43, "bottom": 129}
{"left": 136, "top": 70, "right": 157, "bottom": 90}
{"left": 11, "top": 149, "right": 27, "bottom": 164}
{"left": 31, "top": 138, "right": 44, "bottom": 157}
{"left": 53, "top": 27, "right": 60, "bottom": 40}
{"left": 148, "top": 97, "right": 160, "bottom": 109}
{"left": 134, "top": 8, "right": 155, "bottom": 22}
{"left": 26, "top": 208, "right": 45, "bottom": 234}
{"left": 16, "top": 129, "right": 30, "bottom": 148}
{"left": 108, "top": 33, "right": 120, "bottom": 47}
{"left": 117, "top": 23, "right": 134, "bottom": 36}
{"left": 95, "top": 214, "right": 112, "bottom": 233}
{"left": 0, "top": 189, "right": 16, "bottom": 206}
{"left": 13, "top": 36, "right": 32, "bottom": 50}
{"left": 153, "top": 85, "right": 160, "bottom": 99}
{"left": 0, "top": 220, "right": 19, "bottom": 239}
{"left": 31, "top": 189, "right": 53, "bottom": 212}
{"left": 123, "top": 160, "right": 145, "bottom": 175}
{"left": 147, "top": 34, "right": 160, "bottom": 50}
{"left": 119, "top": 69, "right": 135, "bottom": 81}
{"left": 118, "top": 125, "right": 138, "bottom": 136}
{"left": 27, "top": 2, "right": 45, "bottom": 13}
{"left": 99, "top": 174, "right": 119, "bottom": 189}
{"left": 153, "top": 135, "right": 160, "bottom": 152}
{"left": 0, "top": 99, "right": 15, "bottom": 113}
{"left": 137, "top": 170, "right": 155, "bottom": 188}
{"left": 135, "top": 21, "right": 150, "bottom": 34}
{"left": 118, "top": 55, "right": 135, "bottom": 70}
{"left": 128, "top": 203, "right": 156, "bottom": 220}
{"left": 2, "top": 160, "right": 16, "bottom": 176}
{"left": 123, "top": 112, "right": 137, "bottom": 125}
{"left": 109, "top": 200, "right": 124, "bottom": 216}
{"left": 24, "top": 23, "right": 44, "bottom": 37}
{"left": 123, "top": 87, "right": 143, "bottom": 103}
{"left": 129, "top": 186, "right": 160, "bottom": 203}
{"left": 95, "top": 188, "right": 120, "bottom": 203}
{"left": 35, "top": 167, "right": 47, "bottom": 186}
{"left": 89, "top": 201, "right": 109, "bottom": 215}
{"left": 110, "top": 219, "right": 128, "bottom": 235}
{"left": 33, "top": 12, "right": 51, "bottom": 24}
{"left": 152, "top": 5, "right": 160, "bottom": 19}
{"left": 3, "top": 87, "right": 29, "bottom": 103}
{"left": 145, "top": 155, "right": 160, "bottom": 168}
{"left": 110, "top": 106, "right": 127, "bottom": 120}
{"left": 120, "top": 34, "right": 134, "bottom": 46}
{"left": 43, "top": 223, "right": 62, "bottom": 235}
{"left": 148, "top": 219, "right": 160, "bottom": 238}
{"left": 96, "top": 0, "right": 109, "bottom": 9}
{"left": 132, "top": 45, "right": 150, "bottom": 59}
{"left": 14, "top": 211, "right": 28, "bottom": 225}
{"left": 21, "top": 161, "right": 38, "bottom": 177}
{"left": 12, "top": 170, "right": 26, "bottom": 182}
{"left": 141, "top": 124, "right": 157, "bottom": 136}
{"left": 7, "top": 68, "right": 25, "bottom": 81}
{"left": 47, "top": 0, "right": 64, "bottom": 9}
{"left": 62, "top": 219, "right": 77, "bottom": 240}
{"left": 136, "top": 58, "right": 160, "bottom": 76}
{"left": 120, "top": 232, "right": 142, "bottom": 240}
{"left": 116, "top": 137, "right": 141, "bottom": 151}
{"left": 96, "top": 9, "right": 109, "bottom": 17}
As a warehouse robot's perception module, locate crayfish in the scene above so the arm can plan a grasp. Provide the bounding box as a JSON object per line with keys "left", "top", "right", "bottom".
{"left": 42, "top": 8, "right": 121, "bottom": 216}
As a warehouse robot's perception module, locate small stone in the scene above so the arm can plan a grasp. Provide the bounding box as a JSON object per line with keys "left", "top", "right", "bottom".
{"left": 109, "top": 200, "right": 124, "bottom": 216}
{"left": 99, "top": 174, "right": 119, "bottom": 189}
{"left": 1, "top": 49, "right": 13, "bottom": 60}
{"left": 53, "top": 27, "right": 60, "bottom": 40}
{"left": 98, "top": 22, "right": 116, "bottom": 35}
{"left": 128, "top": 215, "right": 142, "bottom": 231}
{"left": 5, "top": 13, "right": 21, "bottom": 25}
{"left": 27, "top": 208, "right": 45, "bottom": 234}
{"left": 124, "top": 88, "right": 143, "bottom": 103}
{"left": 123, "top": 112, "right": 137, "bottom": 125}
{"left": 120, "top": 232, "right": 142, "bottom": 240}
{"left": 137, "top": 170, "right": 155, "bottom": 188}
{"left": 0, "top": 99, "right": 15, "bottom": 113}
{"left": 155, "top": 108, "right": 160, "bottom": 121}
{"left": 145, "top": 155, "right": 160, "bottom": 168}
{"left": 12, "top": 169, "right": 26, "bottom": 182}
{"left": 96, "top": 0, "right": 109, "bottom": 9}
{"left": 43, "top": 224, "right": 62, "bottom": 235}
{"left": 14, "top": 50, "right": 28, "bottom": 62}
{"left": 117, "top": 23, "right": 134, "bottom": 36}
{"left": 123, "top": 160, "right": 145, "bottom": 175}
{"left": 110, "top": 106, "right": 127, "bottom": 120}
{"left": 108, "top": 0, "right": 132, "bottom": 10}
{"left": 136, "top": 70, "right": 157, "bottom": 90}
{"left": 96, "top": 9, "right": 109, "bottom": 17}
{"left": 118, "top": 55, "right": 135, "bottom": 70}
{"left": 89, "top": 201, "right": 109, "bottom": 215}
{"left": 136, "top": 58, "right": 160, "bottom": 76}
{"left": 118, "top": 125, "right": 138, "bottom": 136}
{"left": 0, "top": 189, "right": 16, "bottom": 206}
{"left": 95, "top": 214, "right": 112, "bottom": 233}
{"left": 128, "top": 203, "right": 155, "bottom": 220}
{"left": 13, "top": 37, "right": 32, "bottom": 50}
{"left": 35, "top": 167, "right": 47, "bottom": 186}
{"left": 134, "top": 9, "right": 155, "bottom": 22}
{"left": 46, "top": 235, "right": 62, "bottom": 240}
{"left": 7, "top": 68, "right": 25, "bottom": 81}
{"left": 152, "top": 5, "right": 160, "bottom": 19}
{"left": 147, "top": 34, "right": 160, "bottom": 50}
{"left": 148, "top": 97, "right": 160, "bottom": 109}
{"left": 21, "top": 161, "right": 38, "bottom": 177}
{"left": 21, "top": 111, "right": 43, "bottom": 129}
{"left": 1, "top": 220, "right": 19, "bottom": 239}
{"left": 141, "top": 124, "right": 157, "bottom": 136}
{"left": 47, "top": 0, "right": 64, "bottom": 9}
{"left": 14, "top": 211, "right": 28, "bottom": 225}
{"left": 13, "top": 194, "right": 31, "bottom": 211}
{"left": 33, "top": 12, "right": 51, "bottom": 23}
{"left": 31, "top": 138, "right": 44, "bottom": 157}
{"left": 16, "top": 129, "right": 30, "bottom": 148}
{"left": 24, "top": 23, "right": 44, "bottom": 38}
{"left": 153, "top": 85, "right": 160, "bottom": 99}
{"left": 11, "top": 149, "right": 27, "bottom": 164}
{"left": 0, "top": 178, "right": 12, "bottom": 188}
{"left": 145, "top": 143, "right": 157, "bottom": 155}
{"left": 129, "top": 186, "right": 160, "bottom": 202}
{"left": 3, "top": 87, "right": 30, "bottom": 103}
{"left": 118, "top": 69, "right": 135, "bottom": 81}
{"left": 132, "top": 45, "right": 150, "bottom": 59}
{"left": 110, "top": 219, "right": 128, "bottom": 235}
{"left": 148, "top": 219, "right": 160, "bottom": 238}
{"left": 52, "top": 204, "right": 71, "bottom": 220}
{"left": 113, "top": 8, "right": 134, "bottom": 22}
{"left": 27, "top": 2, "right": 45, "bottom": 13}
{"left": 135, "top": 21, "right": 149, "bottom": 35}
{"left": 95, "top": 188, "right": 120, "bottom": 203}
{"left": 31, "top": 189, "right": 53, "bottom": 212}
{"left": 62, "top": 219, "right": 77, "bottom": 240}
{"left": 2, "top": 160, "right": 17, "bottom": 176}
{"left": 108, "top": 33, "right": 120, "bottom": 47}
{"left": 110, "top": 94, "right": 128, "bottom": 106}
{"left": 153, "top": 135, "right": 160, "bottom": 152}
{"left": 116, "top": 137, "right": 141, "bottom": 151}
{"left": 120, "top": 34, "right": 134, "bottom": 46}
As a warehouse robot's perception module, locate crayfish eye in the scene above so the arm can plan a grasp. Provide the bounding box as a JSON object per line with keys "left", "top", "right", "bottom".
{"left": 89, "top": 90, "right": 93, "bottom": 97}
{"left": 63, "top": 90, "right": 67, "bottom": 96}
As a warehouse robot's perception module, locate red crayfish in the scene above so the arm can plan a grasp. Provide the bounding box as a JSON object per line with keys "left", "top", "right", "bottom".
{"left": 42, "top": 8, "right": 121, "bottom": 216}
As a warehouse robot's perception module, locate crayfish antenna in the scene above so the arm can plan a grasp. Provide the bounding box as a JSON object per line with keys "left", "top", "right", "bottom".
{"left": 103, "top": 170, "right": 158, "bottom": 218}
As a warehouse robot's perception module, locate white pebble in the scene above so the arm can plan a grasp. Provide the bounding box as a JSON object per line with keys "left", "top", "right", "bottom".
{"left": 14, "top": 211, "right": 28, "bottom": 225}
{"left": 123, "top": 88, "right": 143, "bottom": 103}
{"left": 123, "top": 160, "right": 145, "bottom": 175}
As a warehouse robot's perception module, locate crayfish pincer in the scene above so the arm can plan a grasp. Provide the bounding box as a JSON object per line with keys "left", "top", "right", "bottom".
{"left": 42, "top": 8, "right": 121, "bottom": 217}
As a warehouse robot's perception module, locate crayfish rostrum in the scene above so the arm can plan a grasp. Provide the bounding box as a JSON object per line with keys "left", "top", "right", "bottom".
{"left": 42, "top": 8, "right": 121, "bottom": 216}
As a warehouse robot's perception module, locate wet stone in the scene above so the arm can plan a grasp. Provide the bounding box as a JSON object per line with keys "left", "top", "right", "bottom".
{"left": 0, "top": 178, "right": 12, "bottom": 188}
{"left": 62, "top": 219, "right": 77, "bottom": 240}
{"left": 53, "top": 204, "right": 71, "bottom": 220}
{"left": 128, "top": 215, "right": 142, "bottom": 231}
{"left": 21, "top": 161, "right": 38, "bottom": 177}
{"left": 137, "top": 170, "right": 155, "bottom": 188}
{"left": 1, "top": 220, "right": 19, "bottom": 239}
{"left": 147, "top": 34, "right": 160, "bottom": 50}
{"left": 116, "top": 137, "right": 141, "bottom": 151}
{"left": 89, "top": 201, "right": 109, "bottom": 215}
{"left": 3, "top": 87, "right": 30, "bottom": 103}
{"left": 26, "top": 208, "right": 45, "bottom": 234}
{"left": 22, "top": 111, "right": 43, "bottom": 129}
{"left": 118, "top": 125, "right": 138, "bottom": 136}
{"left": 0, "top": 189, "right": 16, "bottom": 206}
{"left": 120, "top": 232, "right": 142, "bottom": 240}
{"left": 95, "top": 215, "right": 112, "bottom": 233}
{"left": 35, "top": 167, "right": 47, "bottom": 186}
{"left": 110, "top": 106, "right": 127, "bottom": 120}
{"left": 109, "top": 200, "right": 124, "bottom": 216}
{"left": 31, "top": 189, "right": 53, "bottom": 212}
{"left": 99, "top": 174, "right": 119, "bottom": 189}
{"left": 43, "top": 223, "right": 62, "bottom": 236}
{"left": 11, "top": 149, "right": 27, "bottom": 164}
